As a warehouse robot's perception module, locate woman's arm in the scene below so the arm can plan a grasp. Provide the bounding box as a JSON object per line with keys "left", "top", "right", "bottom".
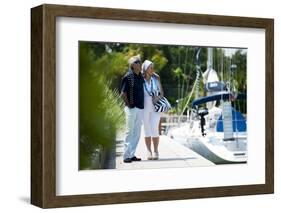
{"left": 153, "top": 73, "right": 164, "bottom": 97}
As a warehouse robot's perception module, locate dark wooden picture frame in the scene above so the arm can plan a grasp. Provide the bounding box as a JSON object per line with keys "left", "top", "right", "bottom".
{"left": 31, "top": 4, "right": 274, "bottom": 208}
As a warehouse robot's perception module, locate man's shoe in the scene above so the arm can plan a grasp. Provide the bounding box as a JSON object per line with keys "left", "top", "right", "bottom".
{"left": 123, "top": 158, "right": 132, "bottom": 163}
{"left": 130, "top": 156, "right": 141, "bottom": 161}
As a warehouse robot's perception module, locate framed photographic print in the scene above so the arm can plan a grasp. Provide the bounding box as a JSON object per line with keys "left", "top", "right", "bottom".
{"left": 31, "top": 4, "right": 274, "bottom": 208}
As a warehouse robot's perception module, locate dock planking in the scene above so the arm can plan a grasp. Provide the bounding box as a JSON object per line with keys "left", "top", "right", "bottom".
{"left": 115, "top": 128, "right": 214, "bottom": 170}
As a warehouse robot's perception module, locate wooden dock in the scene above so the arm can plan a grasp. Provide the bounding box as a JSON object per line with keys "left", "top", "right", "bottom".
{"left": 115, "top": 128, "right": 214, "bottom": 170}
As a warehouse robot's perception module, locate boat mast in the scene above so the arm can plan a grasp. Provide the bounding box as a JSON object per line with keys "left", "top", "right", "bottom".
{"left": 207, "top": 48, "right": 213, "bottom": 69}
{"left": 195, "top": 48, "right": 201, "bottom": 99}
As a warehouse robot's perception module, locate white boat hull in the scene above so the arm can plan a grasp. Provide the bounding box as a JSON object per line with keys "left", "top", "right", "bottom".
{"left": 185, "top": 137, "right": 247, "bottom": 164}
{"left": 168, "top": 124, "right": 247, "bottom": 164}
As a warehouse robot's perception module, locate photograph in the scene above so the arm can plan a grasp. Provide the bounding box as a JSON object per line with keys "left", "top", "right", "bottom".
{"left": 79, "top": 41, "right": 247, "bottom": 170}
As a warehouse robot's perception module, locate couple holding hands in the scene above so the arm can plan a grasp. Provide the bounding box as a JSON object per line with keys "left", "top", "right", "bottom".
{"left": 120, "top": 55, "right": 165, "bottom": 163}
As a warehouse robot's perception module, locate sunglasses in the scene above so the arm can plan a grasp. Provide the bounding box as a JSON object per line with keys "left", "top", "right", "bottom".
{"left": 133, "top": 60, "right": 141, "bottom": 64}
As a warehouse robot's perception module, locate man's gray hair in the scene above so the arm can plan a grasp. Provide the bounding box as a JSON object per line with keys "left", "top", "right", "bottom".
{"left": 128, "top": 55, "right": 141, "bottom": 67}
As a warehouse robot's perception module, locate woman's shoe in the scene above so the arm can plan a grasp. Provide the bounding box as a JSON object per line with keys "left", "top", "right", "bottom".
{"left": 147, "top": 151, "right": 153, "bottom": 160}
{"left": 153, "top": 151, "right": 159, "bottom": 160}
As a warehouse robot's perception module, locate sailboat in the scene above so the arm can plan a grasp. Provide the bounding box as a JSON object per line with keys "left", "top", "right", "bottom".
{"left": 167, "top": 48, "right": 247, "bottom": 164}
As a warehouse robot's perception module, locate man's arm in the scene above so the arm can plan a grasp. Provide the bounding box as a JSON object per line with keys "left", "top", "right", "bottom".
{"left": 120, "top": 76, "right": 131, "bottom": 107}
{"left": 121, "top": 91, "right": 130, "bottom": 107}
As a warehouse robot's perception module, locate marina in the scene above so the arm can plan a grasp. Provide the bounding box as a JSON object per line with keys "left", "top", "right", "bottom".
{"left": 115, "top": 47, "right": 248, "bottom": 169}
{"left": 166, "top": 47, "right": 248, "bottom": 164}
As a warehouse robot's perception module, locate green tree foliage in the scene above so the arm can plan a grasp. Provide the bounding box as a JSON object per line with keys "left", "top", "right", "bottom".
{"left": 79, "top": 42, "right": 125, "bottom": 170}
{"left": 230, "top": 50, "right": 247, "bottom": 113}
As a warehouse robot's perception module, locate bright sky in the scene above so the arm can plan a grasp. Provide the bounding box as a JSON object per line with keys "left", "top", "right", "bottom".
{"left": 224, "top": 48, "right": 247, "bottom": 57}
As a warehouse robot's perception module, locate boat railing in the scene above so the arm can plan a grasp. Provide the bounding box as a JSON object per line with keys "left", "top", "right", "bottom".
{"left": 160, "top": 114, "right": 189, "bottom": 135}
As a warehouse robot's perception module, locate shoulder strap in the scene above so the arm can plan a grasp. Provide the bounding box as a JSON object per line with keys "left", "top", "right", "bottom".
{"left": 144, "top": 78, "right": 153, "bottom": 96}
{"left": 151, "top": 76, "right": 158, "bottom": 90}
{"left": 153, "top": 75, "right": 163, "bottom": 96}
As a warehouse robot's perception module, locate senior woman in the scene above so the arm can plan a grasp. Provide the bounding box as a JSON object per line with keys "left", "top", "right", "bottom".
{"left": 141, "top": 60, "right": 164, "bottom": 160}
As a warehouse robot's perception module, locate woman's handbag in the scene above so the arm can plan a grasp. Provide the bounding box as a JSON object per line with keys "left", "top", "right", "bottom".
{"left": 144, "top": 78, "right": 171, "bottom": 113}
{"left": 152, "top": 94, "right": 171, "bottom": 112}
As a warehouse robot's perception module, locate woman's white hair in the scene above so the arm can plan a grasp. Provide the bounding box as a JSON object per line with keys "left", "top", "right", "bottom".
{"left": 141, "top": 60, "right": 153, "bottom": 74}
